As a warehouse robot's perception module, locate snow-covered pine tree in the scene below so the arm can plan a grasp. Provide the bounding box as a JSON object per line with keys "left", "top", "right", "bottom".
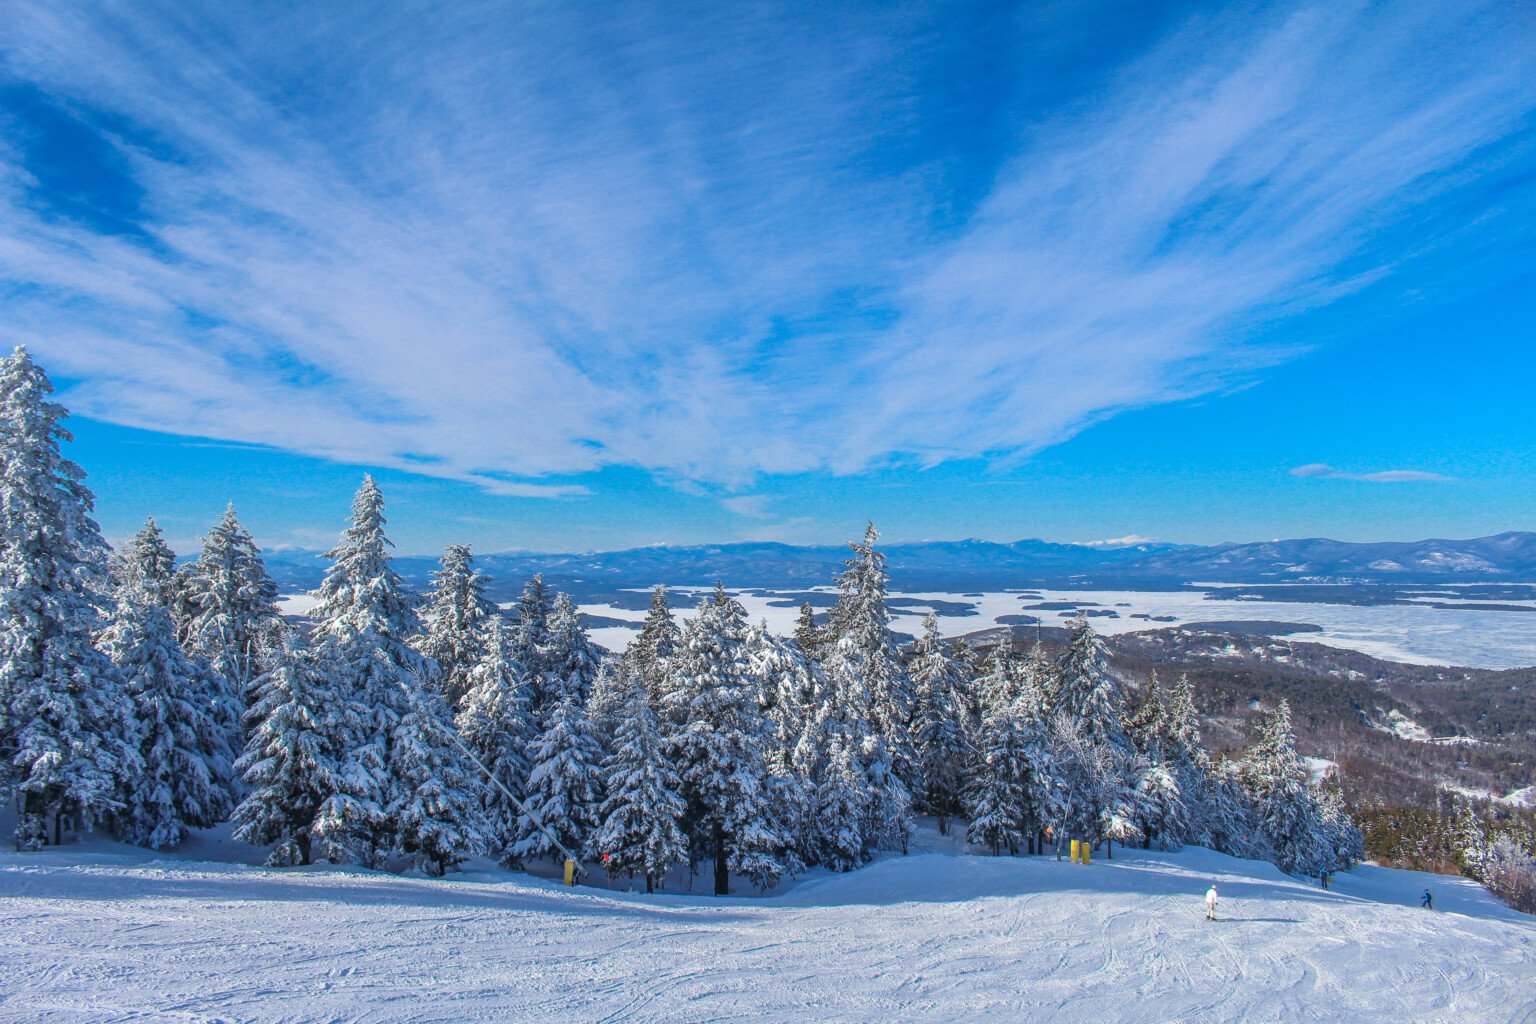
{"left": 813, "top": 733, "right": 869, "bottom": 871}
{"left": 310, "top": 475, "right": 437, "bottom": 865}
{"left": 794, "top": 601, "right": 828, "bottom": 661}
{"left": 455, "top": 616, "right": 536, "bottom": 864}
{"left": 1236, "top": 700, "right": 1332, "bottom": 875}
{"left": 413, "top": 544, "right": 494, "bottom": 708}
{"left": 1316, "top": 771, "right": 1365, "bottom": 869}
{"left": 233, "top": 632, "right": 355, "bottom": 865}
{"left": 1125, "top": 671, "right": 1166, "bottom": 756}
{"left": 588, "top": 671, "right": 687, "bottom": 892}
{"left": 907, "top": 613, "right": 970, "bottom": 834}
{"left": 110, "top": 518, "right": 179, "bottom": 605}
{"left": 0, "top": 347, "right": 140, "bottom": 849}
{"left": 1120, "top": 672, "right": 1188, "bottom": 851}
{"left": 745, "top": 621, "right": 821, "bottom": 760}
{"left": 512, "top": 693, "right": 604, "bottom": 863}
{"left": 182, "top": 504, "right": 281, "bottom": 712}
{"left": 965, "top": 704, "right": 1030, "bottom": 856}
{"left": 100, "top": 580, "right": 236, "bottom": 848}
{"left": 661, "top": 596, "right": 785, "bottom": 894}
{"left": 823, "top": 636, "right": 914, "bottom": 858}
{"left": 390, "top": 689, "right": 490, "bottom": 876}
{"left": 825, "top": 523, "right": 913, "bottom": 777}
{"left": 509, "top": 573, "right": 552, "bottom": 680}
{"left": 974, "top": 640, "right": 1020, "bottom": 718}
{"left": 1047, "top": 616, "right": 1135, "bottom": 853}
{"left": 538, "top": 592, "right": 602, "bottom": 720}
{"left": 624, "top": 584, "right": 680, "bottom": 689}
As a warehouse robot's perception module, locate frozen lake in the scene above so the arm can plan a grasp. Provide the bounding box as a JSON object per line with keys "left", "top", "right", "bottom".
{"left": 571, "top": 585, "right": 1536, "bottom": 670}
{"left": 277, "top": 584, "right": 1536, "bottom": 670}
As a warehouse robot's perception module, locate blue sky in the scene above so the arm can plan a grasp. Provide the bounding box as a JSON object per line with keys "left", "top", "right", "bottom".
{"left": 3, "top": 0, "right": 1534, "bottom": 555}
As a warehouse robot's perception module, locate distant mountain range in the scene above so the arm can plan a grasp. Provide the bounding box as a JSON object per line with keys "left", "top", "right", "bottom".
{"left": 259, "top": 531, "right": 1536, "bottom": 599}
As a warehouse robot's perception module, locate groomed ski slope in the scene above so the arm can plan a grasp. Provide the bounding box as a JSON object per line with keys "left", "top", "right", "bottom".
{"left": 2, "top": 835, "right": 1532, "bottom": 1024}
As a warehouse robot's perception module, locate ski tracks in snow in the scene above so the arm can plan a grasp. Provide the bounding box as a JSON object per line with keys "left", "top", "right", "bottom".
{"left": 2, "top": 847, "right": 1533, "bottom": 1023}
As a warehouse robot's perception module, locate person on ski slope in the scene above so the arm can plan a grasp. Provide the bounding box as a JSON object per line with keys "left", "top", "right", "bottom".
{"left": 1205, "top": 884, "right": 1218, "bottom": 921}
{"left": 1421, "top": 888, "right": 1433, "bottom": 909}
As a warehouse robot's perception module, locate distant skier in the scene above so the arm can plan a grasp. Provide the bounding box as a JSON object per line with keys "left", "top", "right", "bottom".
{"left": 1421, "top": 888, "right": 1433, "bottom": 910}
{"left": 1319, "top": 869, "right": 1329, "bottom": 891}
{"left": 1204, "top": 884, "right": 1218, "bottom": 921}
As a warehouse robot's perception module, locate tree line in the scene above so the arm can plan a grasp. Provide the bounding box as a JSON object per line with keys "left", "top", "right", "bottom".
{"left": 1, "top": 347, "right": 1362, "bottom": 893}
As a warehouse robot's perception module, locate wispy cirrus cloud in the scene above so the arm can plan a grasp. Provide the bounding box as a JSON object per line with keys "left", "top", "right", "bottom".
{"left": 0, "top": 1, "right": 1531, "bottom": 497}
{"left": 1291, "top": 464, "right": 1454, "bottom": 483}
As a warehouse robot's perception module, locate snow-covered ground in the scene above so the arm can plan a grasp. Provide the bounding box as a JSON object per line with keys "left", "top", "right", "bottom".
{"left": 3, "top": 832, "right": 1532, "bottom": 1023}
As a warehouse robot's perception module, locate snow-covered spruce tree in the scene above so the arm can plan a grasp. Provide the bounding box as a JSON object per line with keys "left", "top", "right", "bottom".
{"left": 233, "top": 631, "right": 355, "bottom": 866}
{"left": 965, "top": 674, "right": 1057, "bottom": 856}
{"left": 455, "top": 617, "right": 536, "bottom": 864}
{"left": 1047, "top": 617, "right": 1135, "bottom": 852}
{"left": 1316, "top": 771, "right": 1364, "bottom": 869}
{"left": 538, "top": 592, "right": 602, "bottom": 722}
{"left": 813, "top": 733, "right": 869, "bottom": 871}
{"left": 309, "top": 475, "right": 441, "bottom": 865}
{"left": 512, "top": 692, "right": 604, "bottom": 864}
{"left": 413, "top": 544, "right": 494, "bottom": 708}
{"left": 0, "top": 347, "right": 140, "bottom": 849}
{"left": 509, "top": 573, "right": 552, "bottom": 681}
{"left": 182, "top": 504, "right": 281, "bottom": 713}
{"left": 662, "top": 595, "right": 786, "bottom": 894}
{"left": 625, "top": 585, "right": 680, "bottom": 687}
{"left": 746, "top": 621, "right": 822, "bottom": 761}
{"left": 100, "top": 580, "right": 236, "bottom": 848}
{"left": 1121, "top": 673, "right": 1188, "bottom": 851}
{"left": 974, "top": 640, "right": 1020, "bottom": 717}
{"left": 584, "top": 659, "right": 629, "bottom": 752}
{"left": 824, "top": 637, "right": 914, "bottom": 859}
{"left": 794, "top": 601, "right": 828, "bottom": 662}
{"left": 1235, "top": 700, "right": 1333, "bottom": 875}
{"left": 588, "top": 671, "right": 687, "bottom": 892}
{"left": 390, "top": 689, "right": 490, "bottom": 876}
{"left": 825, "top": 523, "right": 913, "bottom": 779}
{"left": 110, "top": 518, "right": 179, "bottom": 605}
{"left": 907, "top": 613, "right": 971, "bottom": 834}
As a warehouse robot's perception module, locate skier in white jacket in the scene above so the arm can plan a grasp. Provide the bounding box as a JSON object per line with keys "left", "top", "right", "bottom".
{"left": 1205, "top": 885, "right": 1218, "bottom": 921}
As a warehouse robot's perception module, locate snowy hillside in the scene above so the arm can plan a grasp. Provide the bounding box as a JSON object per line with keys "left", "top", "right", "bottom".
{"left": 2, "top": 838, "right": 1532, "bottom": 1023}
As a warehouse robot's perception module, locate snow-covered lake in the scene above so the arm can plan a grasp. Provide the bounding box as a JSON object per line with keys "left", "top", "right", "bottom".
{"left": 277, "top": 584, "right": 1536, "bottom": 669}
{"left": 571, "top": 586, "right": 1536, "bottom": 669}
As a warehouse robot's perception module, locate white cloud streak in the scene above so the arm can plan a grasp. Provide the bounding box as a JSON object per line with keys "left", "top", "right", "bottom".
{"left": 0, "top": 1, "right": 1531, "bottom": 494}
{"left": 1290, "top": 464, "right": 1453, "bottom": 483}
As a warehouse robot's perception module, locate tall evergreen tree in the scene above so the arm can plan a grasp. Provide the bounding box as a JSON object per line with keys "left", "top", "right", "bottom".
{"left": 794, "top": 601, "right": 827, "bottom": 661}
{"left": 625, "top": 585, "right": 680, "bottom": 688}
{"left": 110, "top": 518, "right": 179, "bottom": 605}
{"left": 390, "top": 691, "right": 490, "bottom": 876}
{"left": 907, "top": 614, "right": 970, "bottom": 834}
{"left": 455, "top": 617, "right": 536, "bottom": 864}
{"left": 541, "top": 592, "right": 602, "bottom": 715}
{"left": 182, "top": 504, "right": 281, "bottom": 711}
{"left": 310, "top": 476, "right": 439, "bottom": 864}
{"left": 589, "top": 672, "right": 687, "bottom": 892}
{"left": 0, "top": 347, "right": 139, "bottom": 849}
{"left": 512, "top": 693, "right": 604, "bottom": 863}
{"left": 826, "top": 523, "right": 912, "bottom": 773}
{"left": 509, "top": 573, "right": 552, "bottom": 678}
{"left": 414, "top": 544, "right": 495, "bottom": 707}
{"left": 233, "top": 633, "right": 353, "bottom": 866}
{"left": 662, "top": 596, "right": 785, "bottom": 894}
{"left": 1236, "top": 700, "right": 1332, "bottom": 875}
{"left": 101, "top": 582, "right": 236, "bottom": 848}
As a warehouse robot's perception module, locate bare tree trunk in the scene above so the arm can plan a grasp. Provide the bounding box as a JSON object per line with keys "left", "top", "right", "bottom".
{"left": 713, "top": 823, "right": 729, "bottom": 896}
